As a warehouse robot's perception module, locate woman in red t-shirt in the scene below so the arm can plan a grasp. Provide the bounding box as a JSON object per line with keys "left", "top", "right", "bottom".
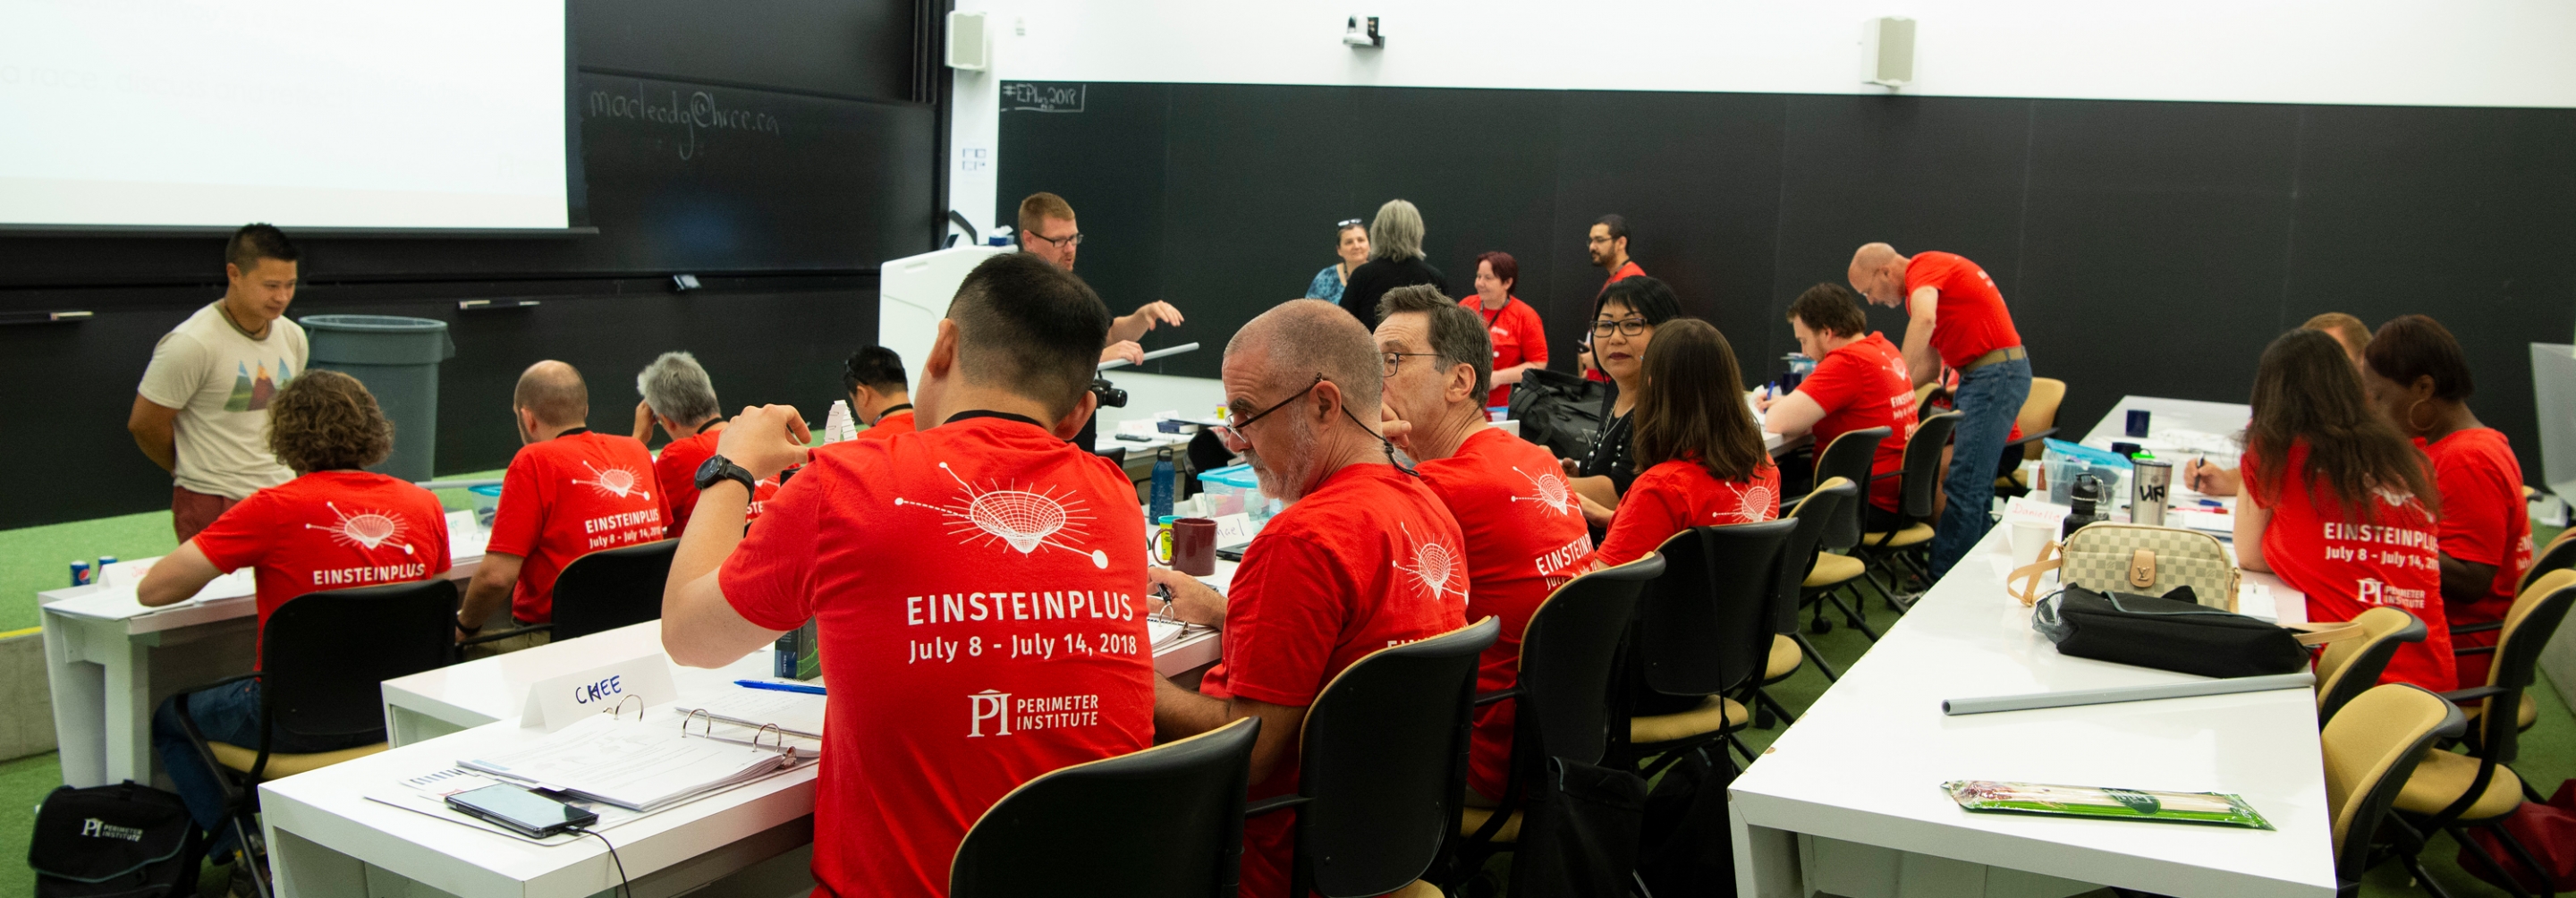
{"left": 2234, "top": 329, "right": 2454, "bottom": 692}
{"left": 1462, "top": 250, "right": 1548, "bottom": 408}
{"left": 2361, "top": 315, "right": 2531, "bottom": 686}
{"left": 1591, "top": 318, "right": 1782, "bottom": 570}
{"left": 139, "top": 370, "right": 452, "bottom": 856}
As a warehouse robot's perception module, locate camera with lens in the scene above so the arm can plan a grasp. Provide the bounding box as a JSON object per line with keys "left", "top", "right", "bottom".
{"left": 1089, "top": 377, "right": 1127, "bottom": 409}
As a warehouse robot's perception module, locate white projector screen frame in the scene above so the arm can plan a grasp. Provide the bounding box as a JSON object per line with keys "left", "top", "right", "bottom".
{"left": 0, "top": 0, "right": 577, "bottom": 234}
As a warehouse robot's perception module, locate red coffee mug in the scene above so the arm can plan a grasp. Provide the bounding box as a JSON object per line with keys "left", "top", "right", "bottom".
{"left": 1172, "top": 517, "right": 1218, "bottom": 576}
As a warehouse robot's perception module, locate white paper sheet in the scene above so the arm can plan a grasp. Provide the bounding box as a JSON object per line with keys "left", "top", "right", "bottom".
{"left": 461, "top": 712, "right": 801, "bottom": 811}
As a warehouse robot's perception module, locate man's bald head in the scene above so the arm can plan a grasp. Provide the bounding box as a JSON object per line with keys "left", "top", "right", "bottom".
{"left": 1227, "top": 300, "right": 1382, "bottom": 409}
{"left": 513, "top": 360, "right": 589, "bottom": 429}
{"left": 1848, "top": 242, "right": 1910, "bottom": 306}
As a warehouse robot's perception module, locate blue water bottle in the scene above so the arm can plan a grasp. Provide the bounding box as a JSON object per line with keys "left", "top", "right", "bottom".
{"left": 1150, "top": 449, "right": 1176, "bottom": 521}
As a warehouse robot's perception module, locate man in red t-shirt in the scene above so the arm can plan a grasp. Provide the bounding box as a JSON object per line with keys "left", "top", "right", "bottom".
{"left": 1460, "top": 252, "right": 1548, "bottom": 409}
{"left": 843, "top": 345, "right": 919, "bottom": 440}
{"left": 1851, "top": 243, "right": 2029, "bottom": 579}
{"left": 663, "top": 253, "right": 1155, "bottom": 898}
{"left": 633, "top": 352, "right": 740, "bottom": 538}
{"left": 1377, "top": 286, "right": 1590, "bottom": 804}
{"left": 1147, "top": 299, "right": 1469, "bottom": 898}
{"left": 1761, "top": 284, "right": 1919, "bottom": 526}
{"left": 1579, "top": 215, "right": 1644, "bottom": 382}
{"left": 458, "top": 361, "right": 669, "bottom": 648}
{"left": 138, "top": 370, "right": 451, "bottom": 857}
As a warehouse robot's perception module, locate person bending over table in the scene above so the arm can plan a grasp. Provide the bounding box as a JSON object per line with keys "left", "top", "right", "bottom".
{"left": 842, "top": 345, "right": 918, "bottom": 439}
{"left": 2233, "top": 328, "right": 2455, "bottom": 692}
{"left": 1304, "top": 217, "right": 1369, "bottom": 306}
{"left": 140, "top": 370, "right": 451, "bottom": 859}
{"left": 1759, "top": 283, "right": 1923, "bottom": 532}
{"left": 1375, "top": 285, "right": 1592, "bottom": 808}
{"left": 633, "top": 352, "right": 772, "bottom": 538}
{"left": 454, "top": 361, "right": 668, "bottom": 654}
{"left": 662, "top": 253, "right": 1155, "bottom": 898}
{"left": 1462, "top": 250, "right": 1547, "bottom": 409}
{"left": 2363, "top": 314, "right": 2530, "bottom": 687}
{"left": 1339, "top": 199, "right": 1448, "bottom": 330}
{"left": 1015, "top": 191, "right": 1186, "bottom": 367}
{"left": 1563, "top": 275, "right": 1683, "bottom": 516}
{"left": 1144, "top": 299, "right": 1469, "bottom": 898}
{"left": 2184, "top": 312, "right": 2375, "bottom": 496}
{"left": 1849, "top": 243, "right": 2029, "bottom": 580}
{"left": 1588, "top": 318, "right": 1781, "bottom": 570}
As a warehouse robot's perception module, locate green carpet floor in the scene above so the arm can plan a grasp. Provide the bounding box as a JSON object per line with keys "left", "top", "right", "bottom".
{"left": 0, "top": 513, "right": 2566, "bottom": 895}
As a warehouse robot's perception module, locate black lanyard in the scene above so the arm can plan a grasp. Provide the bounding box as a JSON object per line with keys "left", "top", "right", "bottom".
{"left": 878, "top": 403, "right": 914, "bottom": 417}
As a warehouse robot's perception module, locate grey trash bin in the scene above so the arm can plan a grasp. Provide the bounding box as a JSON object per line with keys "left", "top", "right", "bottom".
{"left": 301, "top": 315, "right": 455, "bottom": 483}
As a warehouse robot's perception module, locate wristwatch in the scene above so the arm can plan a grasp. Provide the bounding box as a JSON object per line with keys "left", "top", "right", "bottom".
{"left": 695, "top": 453, "right": 758, "bottom": 495}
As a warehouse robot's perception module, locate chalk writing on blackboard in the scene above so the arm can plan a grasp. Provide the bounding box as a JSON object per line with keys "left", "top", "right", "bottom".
{"left": 1001, "top": 82, "right": 1086, "bottom": 114}
{"left": 587, "top": 82, "right": 784, "bottom": 161}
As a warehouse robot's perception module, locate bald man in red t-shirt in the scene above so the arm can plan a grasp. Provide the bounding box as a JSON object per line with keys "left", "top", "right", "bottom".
{"left": 457, "top": 361, "right": 668, "bottom": 650}
{"left": 1850, "top": 243, "right": 2029, "bottom": 579}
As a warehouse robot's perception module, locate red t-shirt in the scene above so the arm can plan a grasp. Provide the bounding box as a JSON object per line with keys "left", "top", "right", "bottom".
{"left": 1794, "top": 333, "right": 1917, "bottom": 513}
{"left": 1462, "top": 296, "right": 1549, "bottom": 408}
{"left": 2422, "top": 428, "right": 2532, "bottom": 684}
{"left": 1412, "top": 428, "right": 1594, "bottom": 800}
{"left": 719, "top": 415, "right": 1154, "bottom": 898}
{"left": 1199, "top": 463, "right": 1470, "bottom": 898}
{"left": 1902, "top": 251, "right": 2023, "bottom": 369}
{"left": 1586, "top": 261, "right": 1647, "bottom": 383}
{"left": 191, "top": 471, "right": 451, "bottom": 665}
{"left": 859, "top": 408, "right": 917, "bottom": 441}
{"left": 654, "top": 429, "right": 720, "bottom": 538}
{"left": 485, "top": 431, "right": 669, "bottom": 623}
{"left": 1591, "top": 460, "right": 1783, "bottom": 568}
{"left": 2243, "top": 443, "right": 2454, "bottom": 692}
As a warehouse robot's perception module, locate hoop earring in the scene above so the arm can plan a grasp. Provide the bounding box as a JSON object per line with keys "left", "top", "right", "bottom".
{"left": 2406, "top": 399, "right": 2435, "bottom": 434}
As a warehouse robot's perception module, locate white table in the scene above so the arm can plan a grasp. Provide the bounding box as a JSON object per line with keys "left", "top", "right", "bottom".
{"left": 43, "top": 514, "right": 487, "bottom": 789}
{"left": 2080, "top": 394, "right": 2250, "bottom": 459}
{"left": 1730, "top": 397, "right": 2339, "bottom": 898}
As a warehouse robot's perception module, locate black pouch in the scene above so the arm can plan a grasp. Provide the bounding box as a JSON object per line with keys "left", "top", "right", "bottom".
{"left": 2033, "top": 586, "right": 2311, "bottom": 679}
{"left": 30, "top": 782, "right": 205, "bottom": 898}
{"left": 1512, "top": 756, "right": 1648, "bottom": 898}
{"left": 1637, "top": 744, "right": 1739, "bottom": 897}
{"left": 1509, "top": 369, "right": 1607, "bottom": 461}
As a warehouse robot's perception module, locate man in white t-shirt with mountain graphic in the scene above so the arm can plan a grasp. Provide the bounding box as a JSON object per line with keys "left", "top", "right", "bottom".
{"left": 131, "top": 224, "right": 310, "bottom": 541}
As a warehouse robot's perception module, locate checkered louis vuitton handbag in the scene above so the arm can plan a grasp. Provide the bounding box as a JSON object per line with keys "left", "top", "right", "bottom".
{"left": 2008, "top": 522, "right": 2241, "bottom": 610}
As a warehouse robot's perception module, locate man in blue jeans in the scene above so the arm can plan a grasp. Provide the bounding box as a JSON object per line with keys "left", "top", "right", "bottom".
{"left": 1850, "top": 243, "right": 2032, "bottom": 580}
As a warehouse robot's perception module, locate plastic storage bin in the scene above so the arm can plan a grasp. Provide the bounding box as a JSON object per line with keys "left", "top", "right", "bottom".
{"left": 2041, "top": 439, "right": 2134, "bottom": 509}
{"left": 1196, "top": 464, "right": 1282, "bottom": 525}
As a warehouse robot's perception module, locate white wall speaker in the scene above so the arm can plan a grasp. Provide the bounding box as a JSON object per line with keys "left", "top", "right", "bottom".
{"left": 1865, "top": 16, "right": 1914, "bottom": 88}
{"left": 948, "top": 11, "right": 989, "bottom": 72}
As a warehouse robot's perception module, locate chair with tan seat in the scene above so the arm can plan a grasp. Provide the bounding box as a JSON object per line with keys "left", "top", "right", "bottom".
{"left": 952, "top": 716, "right": 1259, "bottom": 898}
{"left": 1611, "top": 519, "right": 1796, "bottom": 775}
{"left": 2320, "top": 683, "right": 2467, "bottom": 897}
{"left": 1751, "top": 479, "right": 1858, "bottom": 730}
{"left": 1446, "top": 555, "right": 1665, "bottom": 890}
{"left": 1993, "top": 377, "right": 2066, "bottom": 497}
{"left": 170, "top": 579, "right": 460, "bottom": 897}
{"left": 2311, "top": 606, "right": 2427, "bottom": 725}
{"left": 2385, "top": 571, "right": 2576, "bottom": 895}
{"left": 1243, "top": 617, "right": 1498, "bottom": 898}
{"left": 1802, "top": 428, "right": 1893, "bottom": 639}
{"left": 1855, "top": 411, "right": 1963, "bottom": 610}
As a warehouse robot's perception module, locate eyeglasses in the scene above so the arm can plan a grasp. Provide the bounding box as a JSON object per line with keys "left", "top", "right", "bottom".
{"left": 1211, "top": 374, "right": 1324, "bottom": 452}
{"left": 1336, "top": 219, "right": 1364, "bottom": 229}
{"left": 1591, "top": 317, "right": 1652, "bottom": 337}
{"left": 1382, "top": 351, "right": 1442, "bottom": 377}
{"left": 1028, "top": 231, "right": 1083, "bottom": 247}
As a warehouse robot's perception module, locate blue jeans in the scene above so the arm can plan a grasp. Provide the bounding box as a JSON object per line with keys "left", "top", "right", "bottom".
{"left": 1930, "top": 356, "right": 2031, "bottom": 580}
{"left": 151, "top": 679, "right": 376, "bottom": 857}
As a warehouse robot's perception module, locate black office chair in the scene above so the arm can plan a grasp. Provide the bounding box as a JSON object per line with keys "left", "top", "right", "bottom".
{"left": 1182, "top": 429, "right": 1236, "bottom": 499}
{"left": 1446, "top": 554, "right": 1665, "bottom": 892}
{"left": 1801, "top": 428, "right": 1891, "bottom": 637}
{"left": 172, "top": 579, "right": 459, "bottom": 898}
{"left": 462, "top": 538, "right": 676, "bottom": 647}
{"left": 951, "top": 716, "right": 1260, "bottom": 898}
{"left": 1854, "top": 411, "right": 1962, "bottom": 611}
{"left": 1612, "top": 520, "right": 1795, "bottom": 775}
{"left": 1754, "top": 479, "right": 1857, "bottom": 729}
{"left": 1248, "top": 617, "right": 1499, "bottom": 898}
{"left": 2322, "top": 684, "right": 2467, "bottom": 898}
{"left": 1093, "top": 445, "right": 1130, "bottom": 468}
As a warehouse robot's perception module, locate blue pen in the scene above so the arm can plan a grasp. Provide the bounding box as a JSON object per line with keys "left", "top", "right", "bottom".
{"left": 735, "top": 679, "right": 827, "bottom": 696}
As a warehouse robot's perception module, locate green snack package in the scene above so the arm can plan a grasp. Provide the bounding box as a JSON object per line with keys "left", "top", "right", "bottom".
{"left": 1942, "top": 780, "right": 2274, "bottom": 830}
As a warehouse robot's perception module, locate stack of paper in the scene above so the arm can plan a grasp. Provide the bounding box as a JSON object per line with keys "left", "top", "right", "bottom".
{"left": 460, "top": 713, "right": 799, "bottom": 811}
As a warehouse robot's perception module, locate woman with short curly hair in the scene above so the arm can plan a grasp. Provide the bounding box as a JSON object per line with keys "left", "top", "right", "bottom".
{"left": 137, "top": 369, "right": 453, "bottom": 855}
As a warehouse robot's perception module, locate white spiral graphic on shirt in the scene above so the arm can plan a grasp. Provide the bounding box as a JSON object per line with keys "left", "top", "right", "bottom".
{"left": 1509, "top": 466, "right": 1580, "bottom": 517}
{"left": 896, "top": 462, "right": 1108, "bottom": 569}
{"left": 304, "top": 502, "right": 414, "bottom": 555}
{"left": 1391, "top": 521, "right": 1468, "bottom": 603}
{"left": 573, "top": 461, "right": 652, "bottom": 501}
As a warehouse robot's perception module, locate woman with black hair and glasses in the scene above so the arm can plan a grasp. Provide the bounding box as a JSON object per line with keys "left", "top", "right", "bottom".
{"left": 1562, "top": 275, "right": 1684, "bottom": 518}
{"left": 1304, "top": 218, "right": 1369, "bottom": 305}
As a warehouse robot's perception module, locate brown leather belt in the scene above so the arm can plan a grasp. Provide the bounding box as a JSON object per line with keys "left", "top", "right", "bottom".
{"left": 1960, "top": 345, "right": 2028, "bottom": 373}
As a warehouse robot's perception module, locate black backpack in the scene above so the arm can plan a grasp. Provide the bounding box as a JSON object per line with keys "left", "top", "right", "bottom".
{"left": 30, "top": 782, "right": 205, "bottom": 898}
{"left": 1510, "top": 369, "right": 1609, "bottom": 461}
